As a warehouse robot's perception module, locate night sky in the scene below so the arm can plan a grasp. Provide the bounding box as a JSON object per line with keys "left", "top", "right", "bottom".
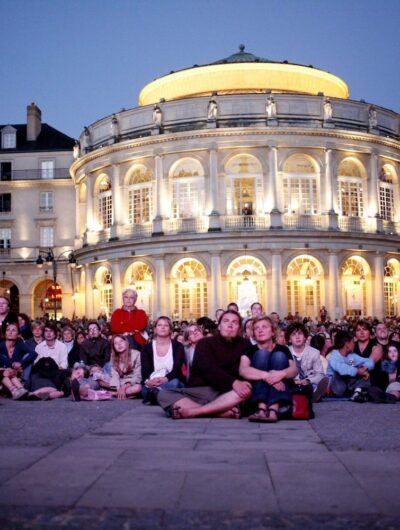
{"left": 1, "top": 0, "right": 399, "bottom": 139}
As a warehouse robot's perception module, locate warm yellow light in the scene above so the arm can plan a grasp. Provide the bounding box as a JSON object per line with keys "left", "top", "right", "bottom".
{"left": 139, "top": 63, "right": 349, "bottom": 106}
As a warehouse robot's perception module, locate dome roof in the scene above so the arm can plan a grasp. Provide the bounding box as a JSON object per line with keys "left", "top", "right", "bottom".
{"left": 138, "top": 46, "right": 349, "bottom": 107}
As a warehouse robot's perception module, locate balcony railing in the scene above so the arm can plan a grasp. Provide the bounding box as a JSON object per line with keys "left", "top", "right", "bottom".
{"left": 121, "top": 223, "right": 153, "bottom": 239}
{"left": 282, "top": 214, "right": 328, "bottom": 230}
{"left": 222, "top": 215, "right": 270, "bottom": 231}
{"left": 3, "top": 169, "right": 71, "bottom": 181}
{"left": 166, "top": 217, "right": 208, "bottom": 234}
{"left": 339, "top": 216, "right": 370, "bottom": 232}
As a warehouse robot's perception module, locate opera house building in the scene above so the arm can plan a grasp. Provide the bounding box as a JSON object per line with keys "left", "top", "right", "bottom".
{"left": 3, "top": 47, "right": 399, "bottom": 321}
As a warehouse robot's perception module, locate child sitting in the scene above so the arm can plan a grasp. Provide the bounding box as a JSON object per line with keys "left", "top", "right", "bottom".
{"left": 327, "top": 330, "right": 374, "bottom": 402}
{"left": 0, "top": 367, "right": 28, "bottom": 399}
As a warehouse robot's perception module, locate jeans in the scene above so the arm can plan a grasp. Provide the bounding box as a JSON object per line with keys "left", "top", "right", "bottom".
{"left": 251, "top": 349, "right": 292, "bottom": 407}
{"left": 142, "top": 377, "right": 184, "bottom": 403}
{"left": 330, "top": 372, "right": 370, "bottom": 397}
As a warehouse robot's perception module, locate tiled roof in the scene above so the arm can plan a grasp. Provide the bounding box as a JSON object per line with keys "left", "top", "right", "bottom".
{"left": 0, "top": 123, "right": 75, "bottom": 152}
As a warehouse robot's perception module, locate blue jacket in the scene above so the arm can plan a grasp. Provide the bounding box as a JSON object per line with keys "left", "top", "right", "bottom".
{"left": 327, "top": 350, "right": 374, "bottom": 378}
{"left": 0, "top": 339, "right": 37, "bottom": 369}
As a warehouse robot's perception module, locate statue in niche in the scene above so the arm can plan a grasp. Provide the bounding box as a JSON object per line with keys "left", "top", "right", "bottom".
{"left": 111, "top": 114, "right": 119, "bottom": 138}
{"left": 369, "top": 106, "right": 378, "bottom": 128}
{"left": 153, "top": 104, "right": 162, "bottom": 127}
{"left": 73, "top": 140, "right": 80, "bottom": 159}
{"left": 324, "top": 98, "right": 333, "bottom": 120}
{"left": 207, "top": 98, "right": 218, "bottom": 120}
{"left": 266, "top": 95, "right": 277, "bottom": 119}
{"left": 83, "top": 126, "right": 91, "bottom": 150}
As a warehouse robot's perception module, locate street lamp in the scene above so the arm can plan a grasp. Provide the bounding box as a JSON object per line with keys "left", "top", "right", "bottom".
{"left": 36, "top": 248, "right": 77, "bottom": 320}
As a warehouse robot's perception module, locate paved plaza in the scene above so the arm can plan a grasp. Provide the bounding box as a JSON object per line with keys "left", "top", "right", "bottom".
{"left": 0, "top": 398, "right": 399, "bottom": 529}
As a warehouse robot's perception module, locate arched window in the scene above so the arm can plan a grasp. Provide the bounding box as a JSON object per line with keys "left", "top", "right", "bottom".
{"left": 341, "top": 256, "right": 369, "bottom": 316}
{"left": 337, "top": 159, "right": 364, "bottom": 217}
{"left": 227, "top": 256, "right": 266, "bottom": 316}
{"left": 286, "top": 256, "right": 323, "bottom": 318}
{"left": 384, "top": 259, "right": 400, "bottom": 316}
{"left": 125, "top": 261, "right": 153, "bottom": 314}
{"left": 127, "top": 165, "right": 153, "bottom": 224}
{"left": 170, "top": 159, "right": 204, "bottom": 218}
{"left": 95, "top": 267, "right": 113, "bottom": 317}
{"left": 97, "top": 176, "right": 113, "bottom": 229}
{"left": 225, "top": 155, "right": 263, "bottom": 215}
{"left": 379, "top": 164, "right": 395, "bottom": 221}
{"left": 283, "top": 155, "right": 319, "bottom": 214}
{"left": 171, "top": 259, "right": 207, "bottom": 320}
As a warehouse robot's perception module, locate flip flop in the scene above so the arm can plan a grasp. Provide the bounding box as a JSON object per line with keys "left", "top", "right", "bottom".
{"left": 248, "top": 408, "right": 269, "bottom": 422}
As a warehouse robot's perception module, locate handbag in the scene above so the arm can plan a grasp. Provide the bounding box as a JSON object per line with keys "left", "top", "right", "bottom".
{"left": 291, "top": 384, "right": 314, "bottom": 420}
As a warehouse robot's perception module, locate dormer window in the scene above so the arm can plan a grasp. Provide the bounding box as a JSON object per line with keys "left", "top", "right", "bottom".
{"left": 1, "top": 126, "right": 16, "bottom": 149}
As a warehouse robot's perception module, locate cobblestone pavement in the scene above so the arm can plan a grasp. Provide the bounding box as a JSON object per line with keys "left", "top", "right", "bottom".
{"left": 0, "top": 399, "right": 399, "bottom": 529}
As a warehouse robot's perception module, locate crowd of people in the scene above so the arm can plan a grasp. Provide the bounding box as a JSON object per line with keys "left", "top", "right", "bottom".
{"left": 0, "top": 290, "right": 399, "bottom": 421}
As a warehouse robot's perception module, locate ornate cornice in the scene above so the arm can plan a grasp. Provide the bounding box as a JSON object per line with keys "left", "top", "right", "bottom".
{"left": 70, "top": 127, "right": 399, "bottom": 182}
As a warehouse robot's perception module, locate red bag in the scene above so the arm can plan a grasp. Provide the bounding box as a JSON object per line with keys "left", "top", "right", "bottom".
{"left": 291, "top": 393, "right": 312, "bottom": 420}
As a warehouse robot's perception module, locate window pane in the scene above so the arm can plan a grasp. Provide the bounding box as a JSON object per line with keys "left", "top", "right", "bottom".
{"left": 41, "top": 161, "right": 54, "bottom": 179}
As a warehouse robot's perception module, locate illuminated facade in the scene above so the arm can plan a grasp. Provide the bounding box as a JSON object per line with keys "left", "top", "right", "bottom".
{"left": 0, "top": 103, "right": 76, "bottom": 317}
{"left": 70, "top": 47, "right": 400, "bottom": 321}
{"left": 5, "top": 48, "right": 399, "bottom": 322}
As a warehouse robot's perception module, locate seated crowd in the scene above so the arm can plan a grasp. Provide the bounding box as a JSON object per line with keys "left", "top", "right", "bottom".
{"left": 0, "top": 291, "right": 399, "bottom": 421}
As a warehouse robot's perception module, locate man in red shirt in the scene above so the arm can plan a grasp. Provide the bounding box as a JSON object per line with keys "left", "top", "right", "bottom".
{"left": 110, "top": 288, "right": 148, "bottom": 350}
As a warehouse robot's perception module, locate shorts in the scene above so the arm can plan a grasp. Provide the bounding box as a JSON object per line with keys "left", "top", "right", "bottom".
{"left": 157, "top": 386, "right": 221, "bottom": 409}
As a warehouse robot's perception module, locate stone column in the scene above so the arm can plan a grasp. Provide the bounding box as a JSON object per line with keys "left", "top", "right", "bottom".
{"left": 368, "top": 152, "right": 379, "bottom": 218}
{"left": 328, "top": 252, "right": 340, "bottom": 319}
{"left": 268, "top": 146, "right": 282, "bottom": 229}
{"left": 75, "top": 185, "right": 81, "bottom": 240}
{"left": 154, "top": 256, "right": 167, "bottom": 316}
{"left": 111, "top": 259, "right": 122, "bottom": 311}
{"left": 85, "top": 177, "right": 94, "bottom": 232}
{"left": 210, "top": 253, "right": 222, "bottom": 316}
{"left": 110, "top": 164, "right": 122, "bottom": 239}
{"left": 373, "top": 254, "right": 384, "bottom": 319}
{"left": 153, "top": 154, "right": 164, "bottom": 235}
{"left": 271, "top": 252, "right": 282, "bottom": 314}
{"left": 325, "top": 148, "right": 338, "bottom": 230}
{"left": 208, "top": 146, "right": 221, "bottom": 231}
{"left": 85, "top": 264, "right": 94, "bottom": 318}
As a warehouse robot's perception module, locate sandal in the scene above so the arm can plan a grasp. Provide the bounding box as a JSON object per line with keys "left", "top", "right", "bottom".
{"left": 165, "top": 405, "right": 183, "bottom": 420}
{"left": 265, "top": 408, "right": 279, "bottom": 423}
{"left": 248, "top": 408, "right": 269, "bottom": 422}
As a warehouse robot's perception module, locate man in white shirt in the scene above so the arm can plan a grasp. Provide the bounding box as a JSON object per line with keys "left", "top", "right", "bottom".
{"left": 35, "top": 322, "right": 68, "bottom": 369}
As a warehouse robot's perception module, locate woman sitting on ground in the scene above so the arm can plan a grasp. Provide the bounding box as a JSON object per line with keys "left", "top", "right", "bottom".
{"left": 109, "top": 334, "right": 142, "bottom": 400}
{"left": 183, "top": 323, "right": 204, "bottom": 380}
{"left": 0, "top": 322, "right": 37, "bottom": 390}
{"left": 239, "top": 316, "right": 298, "bottom": 423}
{"left": 141, "top": 316, "right": 186, "bottom": 404}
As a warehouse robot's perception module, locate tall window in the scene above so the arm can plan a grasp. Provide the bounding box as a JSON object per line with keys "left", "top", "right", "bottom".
{"left": 283, "top": 155, "right": 319, "bottom": 215}
{"left": 98, "top": 176, "right": 113, "bottom": 229}
{"left": 341, "top": 257, "right": 368, "bottom": 316}
{"left": 379, "top": 165, "right": 395, "bottom": 221}
{"left": 40, "top": 226, "right": 54, "bottom": 247}
{"left": 0, "top": 162, "right": 12, "bottom": 181}
{"left": 0, "top": 228, "right": 11, "bottom": 249}
{"left": 286, "top": 256, "right": 322, "bottom": 318}
{"left": 41, "top": 160, "right": 54, "bottom": 179}
{"left": 0, "top": 193, "right": 11, "bottom": 212}
{"left": 337, "top": 159, "right": 364, "bottom": 217}
{"left": 227, "top": 256, "right": 266, "bottom": 315}
{"left": 1, "top": 126, "right": 16, "bottom": 149}
{"left": 128, "top": 166, "right": 152, "bottom": 224}
{"left": 172, "top": 259, "right": 207, "bottom": 320}
{"left": 97, "top": 269, "right": 113, "bottom": 317}
{"left": 40, "top": 191, "right": 53, "bottom": 212}
{"left": 225, "top": 155, "right": 263, "bottom": 215}
{"left": 384, "top": 259, "right": 399, "bottom": 317}
{"left": 171, "top": 159, "right": 204, "bottom": 218}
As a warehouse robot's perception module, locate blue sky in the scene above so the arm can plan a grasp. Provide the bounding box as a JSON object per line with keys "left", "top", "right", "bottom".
{"left": 1, "top": 0, "right": 399, "bottom": 139}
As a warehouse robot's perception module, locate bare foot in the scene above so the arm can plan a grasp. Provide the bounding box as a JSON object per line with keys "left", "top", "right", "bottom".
{"left": 217, "top": 406, "right": 241, "bottom": 419}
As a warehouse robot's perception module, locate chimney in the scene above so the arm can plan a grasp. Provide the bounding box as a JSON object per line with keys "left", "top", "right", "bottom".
{"left": 27, "top": 102, "right": 42, "bottom": 141}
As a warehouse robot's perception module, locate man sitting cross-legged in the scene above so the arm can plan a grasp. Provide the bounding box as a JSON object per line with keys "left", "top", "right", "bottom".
{"left": 157, "top": 310, "right": 252, "bottom": 419}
